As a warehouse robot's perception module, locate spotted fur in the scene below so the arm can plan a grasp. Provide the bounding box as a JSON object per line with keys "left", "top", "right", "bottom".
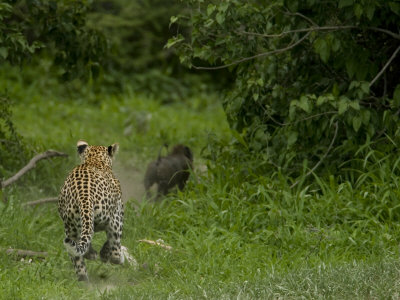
{"left": 58, "top": 140, "right": 124, "bottom": 281}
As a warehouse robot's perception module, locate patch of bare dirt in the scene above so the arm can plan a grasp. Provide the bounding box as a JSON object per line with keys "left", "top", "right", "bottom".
{"left": 113, "top": 160, "right": 145, "bottom": 203}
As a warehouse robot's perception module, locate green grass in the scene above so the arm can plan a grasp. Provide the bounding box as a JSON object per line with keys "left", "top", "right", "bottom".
{"left": 1, "top": 82, "right": 400, "bottom": 298}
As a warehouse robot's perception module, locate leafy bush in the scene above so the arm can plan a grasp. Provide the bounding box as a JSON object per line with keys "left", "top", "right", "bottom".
{"left": 0, "top": 96, "right": 29, "bottom": 177}
{"left": 171, "top": 0, "right": 400, "bottom": 178}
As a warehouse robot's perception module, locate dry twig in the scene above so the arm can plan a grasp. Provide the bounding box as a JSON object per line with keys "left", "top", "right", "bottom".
{"left": 23, "top": 197, "right": 58, "bottom": 207}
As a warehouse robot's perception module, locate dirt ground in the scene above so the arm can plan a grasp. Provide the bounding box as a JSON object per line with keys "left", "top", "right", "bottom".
{"left": 113, "top": 160, "right": 146, "bottom": 203}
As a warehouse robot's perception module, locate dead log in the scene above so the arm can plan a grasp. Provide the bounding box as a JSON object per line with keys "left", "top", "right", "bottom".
{"left": 1, "top": 150, "right": 68, "bottom": 189}
{"left": 23, "top": 197, "right": 58, "bottom": 207}
{"left": 5, "top": 248, "right": 48, "bottom": 259}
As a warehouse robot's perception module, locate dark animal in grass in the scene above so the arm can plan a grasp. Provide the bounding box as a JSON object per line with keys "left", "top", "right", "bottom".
{"left": 144, "top": 144, "right": 193, "bottom": 200}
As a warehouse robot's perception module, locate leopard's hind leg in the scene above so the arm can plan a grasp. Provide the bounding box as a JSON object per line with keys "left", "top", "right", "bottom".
{"left": 100, "top": 205, "right": 124, "bottom": 264}
{"left": 63, "top": 222, "right": 89, "bottom": 281}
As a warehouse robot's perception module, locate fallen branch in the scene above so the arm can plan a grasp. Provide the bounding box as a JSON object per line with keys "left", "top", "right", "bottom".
{"left": 23, "top": 197, "right": 58, "bottom": 207}
{"left": 1, "top": 150, "right": 68, "bottom": 189}
{"left": 5, "top": 248, "right": 48, "bottom": 259}
{"left": 290, "top": 122, "right": 339, "bottom": 189}
{"left": 138, "top": 239, "right": 172, "bottom": 251}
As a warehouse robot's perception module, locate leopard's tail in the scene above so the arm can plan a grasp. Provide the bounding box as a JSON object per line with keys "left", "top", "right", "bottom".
{"left": 63, "top": 199, "right": 94, "bottom": 257}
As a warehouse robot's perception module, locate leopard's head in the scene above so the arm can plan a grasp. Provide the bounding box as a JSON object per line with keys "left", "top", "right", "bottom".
{"left": 77, "top": 140, "right": 119, "bottom": 169}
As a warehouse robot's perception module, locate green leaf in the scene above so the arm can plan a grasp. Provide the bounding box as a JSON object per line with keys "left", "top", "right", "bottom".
{"left": 287, "top": 131, "right": 298, "bottom": 147}
{"left": 204, "top": 18, "right": 214, "bottom": 27}
{"left": 361, "top": 110, "right": 371, "bottom": 125}
{"left": 338, "top": 98, "right": 348, "bottom": 115}
{"left": 389, "top": 2, "right": 400, "bottom": 15}
{"left": 349, "top": 101, "right": 360, "bottom": 111}
{"left": 317, "top": 96, "right": 327, "bottom": 106}
{"left": 365, "top": 4, "right": 375, "bottom": 20}
{"left": 331, "top": 38, "right": 341, "bottom": 52}
{"left": 360, "top": 82, "right": 369, "bottom": 95}
{"left": 352, "top": 116, "right": 362, "bottom": 132}
{"left": 231, "top": 130, "right": 248, "bottom": 149}
{"left": 170, "top": 16, "right": 178, "bottom": 26}
{"left": 0, "top": 47, "right": 8, "bottom": 59}
{"left": 207, "top": 4, "right": 216, "bottom": 16}
{"left": 298, "top": 96, "right": 310, "bottom": 113}
{"left": 332, "top": 83, "right": 339, "bottom": 97}
{"left": 354, "top": 4, "right": 363, "bottom": 19}
{"left": 165, "top": 35, "right": 184, "bottom": 49}
{"left": 346, "top": 58, "right": 357, "bottom": 79}
{"left": 339, "top": 0, "right": 353, "bottom": 8}
{"left": 216, "top": 12, "right": 225, "bottom": 24}
{"left": 219, "top": 3, "right": 229, "bottom": 13}
{"left": 349, "top": 81, "right": 359, "bottom": 90}
{"left": 314, "top": 39, "right": 330, "bottom": 63}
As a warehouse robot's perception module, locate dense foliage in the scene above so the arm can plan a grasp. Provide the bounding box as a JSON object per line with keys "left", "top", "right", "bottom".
{"left": 0, "top": 0, "right": 108, "bottom": 80}
{"left": 171, "top": 0, "right": 400, "bottom": 178}
{"left": 0, "top": 96, "right": 28, "bottom": 177}
{"left": 0, "top": 0, "right": 109, "bottom": 177}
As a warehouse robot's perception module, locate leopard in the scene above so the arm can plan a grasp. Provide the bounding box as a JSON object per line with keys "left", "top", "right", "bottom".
{"left": 58, "top": 140, "right": 124, "bottom": 281}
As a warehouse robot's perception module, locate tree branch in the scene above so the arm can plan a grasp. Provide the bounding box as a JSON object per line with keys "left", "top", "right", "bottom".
{"left": 369, "top": 45, "right": 400, "bottom": 88}
{"left": 1, "top": 150, "right": 68, "bottom": 189}
{"left": 282, "top": 9, "right": 318, "bottom": 27}
{"left": 238, "top": 25, "right": 356, "bottom": 38}
{"left": 23, "top": 197, "right": 58, "bottom": 207}
{"left": 268, "top": 111, "right": 338, "bottom": 126}
{"left": 290, "top": 122, "right": 339, "bottom": 189}
{"left": 239, "top": 25, "right": 400, "bottom": 40}
{"left": 193, "top": 21, "right": 400, "bottom": 71}
{"left": 193, "top": 32, "right": 311, "bottom": 70}
{"left": 368, "top": 27, "right": 400, "bottom": 41}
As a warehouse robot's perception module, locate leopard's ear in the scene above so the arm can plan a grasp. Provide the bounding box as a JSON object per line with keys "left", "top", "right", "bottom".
{"left": 108, "top": 143, "right": 119, "bottom": 157}
{"left": 77, "top": 140, "right": 88, "bottom": 154}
